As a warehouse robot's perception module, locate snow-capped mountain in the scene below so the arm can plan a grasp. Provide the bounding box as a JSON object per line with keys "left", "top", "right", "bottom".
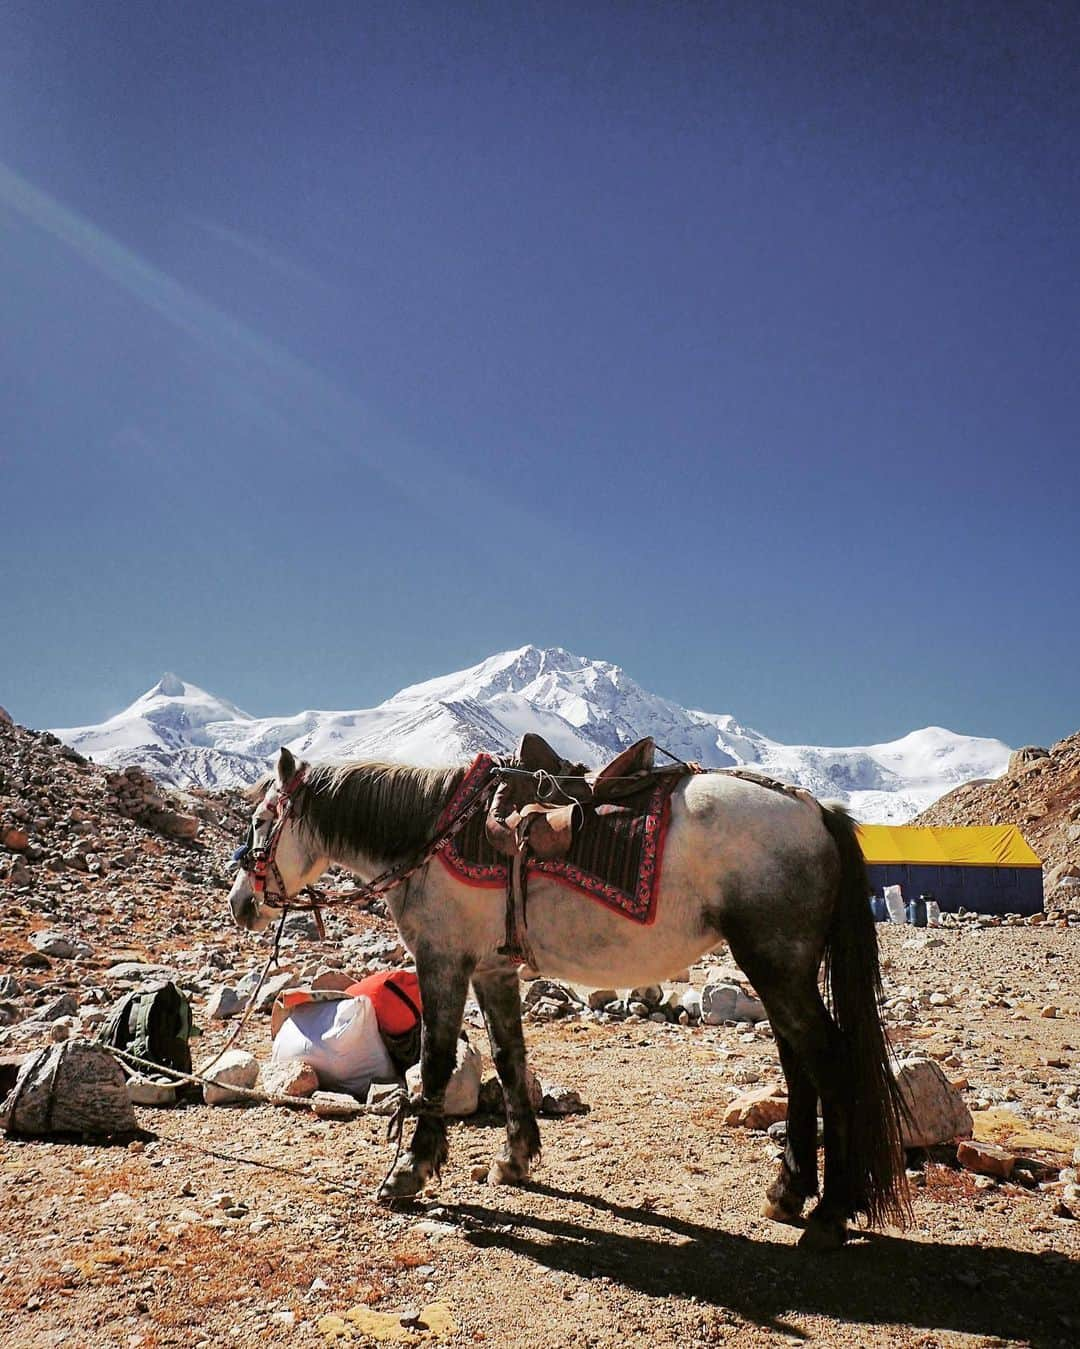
{"left": 51, "top": 648, "right": 1012, "bottom": 821}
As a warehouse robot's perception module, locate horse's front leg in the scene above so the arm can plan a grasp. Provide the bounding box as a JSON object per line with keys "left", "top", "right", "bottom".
{"left": 377, "top": 949, "right": 474, "bottom": 1203}
{"left": 473, "top": 960, "right": 541, "bottom": 1185}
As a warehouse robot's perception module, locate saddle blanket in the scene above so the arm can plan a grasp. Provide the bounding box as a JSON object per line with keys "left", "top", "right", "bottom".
{"left": 434, "top": 753, "right": 686, "bottom": 924}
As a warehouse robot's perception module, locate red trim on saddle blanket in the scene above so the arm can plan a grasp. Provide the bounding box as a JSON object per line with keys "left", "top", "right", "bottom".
{"left": 434, "top": 753, "right": 684, "bottom": 925}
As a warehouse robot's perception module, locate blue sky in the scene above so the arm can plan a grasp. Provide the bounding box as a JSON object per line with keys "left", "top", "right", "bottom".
{"left": 2, "top": 1, "right": 1077, "bottom": 747}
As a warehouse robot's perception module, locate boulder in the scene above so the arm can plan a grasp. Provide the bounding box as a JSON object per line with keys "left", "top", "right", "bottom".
{"left": 587, "top": 988, "right": 618, "bottom": 1011}
{"left": 204, "top": 986, "right": 244, "bottom": 1020}
{"left": 539, "top": 1082, "right": 589, "bottom": 1116}
{"left": 30, "top": 930, "right": 93, "bottom": 960}
{"left": 1, "top": 826, "right": 29, "bottom": 852}
{"left": 522, "top": 979, "right": 581, "bottom": 1011}
{"left": 894, "top": 1056, "right": 973, "bottom": 1148}
{"left": 261, "top": 1059, "right": 319, "bottom": 1100}
{"left": 957, "top": 1140, "right": 1015, "bottom": 1179}
{"left": 36, "top": 993, "right": 79, "bottom": 1022}
{"left": 701, "top": 983, "right": 741, "bottom": 1025}
{"left": 0, "top": 1039, "right": 137, "bottom": 1136}
{"left": 629, "top": 985, "right": 664, "bottom": 1010}
{"left": 312, "top": 1090, "right": 363, "bottom": 1118}
{"left": 1008, "top": 746, "right": 1049, "bottom": 774}
{"left": 406, "top": 1035, "right": 482, "bottom": 1116}
{"left": 201, "top": 1049, "right": 259, "bottom": 1105}
{"left": 126, "top": 1074, "right": 178, "bottom": 1106}
{"left": 723, "top": 1085, "right": 788, "bottom": 1130}
{"left": 105, "top": 961, "right": 178, "bottom": 985}
{"left": 478, "top": 1066, "right": 543, "bottom": 1115}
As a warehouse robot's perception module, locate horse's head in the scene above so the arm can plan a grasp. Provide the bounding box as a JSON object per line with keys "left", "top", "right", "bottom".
{"left": 228, "top": 746, "right": 326, "bottom": 931}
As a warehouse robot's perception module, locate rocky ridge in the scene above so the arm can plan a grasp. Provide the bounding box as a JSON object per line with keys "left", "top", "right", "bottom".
{"left": 915, "top": 731, "right": 1080, "bottom": 912}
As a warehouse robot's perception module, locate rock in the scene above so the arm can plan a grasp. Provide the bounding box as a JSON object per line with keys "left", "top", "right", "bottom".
{"left": 204, "top": 986, "right": 244, "bottom": 1020}
{"left": 894, "top": 1057, "right": 974, "bottom": 1148}
{"left": 0, "top": 1039, "right": 137, "bottom": 1136}
{"left": 1008, "top": 746, "right": 1049, "bottom": 774}
{"left": 280, "top": 910, "right": 323, "bottom": 940}
{"left": 629, "top": 985, "right": 663, "bottom": 1009}
{"left": 1055, "top": 1183, "right": 1080, "bottom": 1219}
{"left": 701, "top": 983, "right": 741, "bottom": 1025}
{"left": 312, "top": 1090, "right": 363, "bottom": 1118}
{"left": 243, "top": 969, "right": 299, "bottom": 1014}
{"left": 676, "top": 989, "right": 702, "bottom": 1022}
{"left": 587, "top": 988, "right": 618, "bottom": 1011}
{"left": 261, "top": 1059, "right": 319, "bottom": 1099}
{"left": 1040, "top": 1005, "right": 1059, "bottom": 1019}
{"left": 126, "top": 1074, "right": 178, "bottom": 1106}
{"left": 155, "top": 811, "right": 200, "bottom": 841}
{"left": 6, "top": 855, "right": 31, "bottom": 886}
{"left": 49, "top": 1016, "right": 78, "bottom": 1042}
{"left": 37, "top": 993, "right": 79, "bottom": 1022}
{"left": 539, "top": 1083, "right": 589, "bottom": 1116}
{"left": 18, "top": 951, "right": 51, "bottom": 970}
{"left": 521, "top": 979, "right": 581, "bottom": 1010}
{"left": 366, "top": 1080, "right": 406, "bottom": 1115}
{"left": 201, "top": 1049, "right": 258, "bottom": 1105}
{"left": 723, "top": 1085, "right": 788, "bottom": 1130}
{"left": 2, "top": 826, "right": 30, "bottom": 851}
{"left": 957, "top": 1140, "right": 1016, "bottom": 1179}
{"left": 0, "top": 975, "right": 20, "bottom": 999}
{"left": 29, "top": 930, "right": 93, "bottom": 960}
{"left": 407, "top": 1035, "right": 482, "bottom": 1116}
{"left": 105, "top": 961, "right": 178, "bottom": 985}
{"left": 735, "top": 992, "right": 767, "bottom": 1023}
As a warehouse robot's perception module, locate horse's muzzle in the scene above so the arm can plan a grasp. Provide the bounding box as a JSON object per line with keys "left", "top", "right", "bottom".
{"left": 228, "top": 873, "right": 264, "bottom": 931}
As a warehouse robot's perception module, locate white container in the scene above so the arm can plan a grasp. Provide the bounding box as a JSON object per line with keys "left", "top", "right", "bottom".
{"left": 884, "top": 884, "right": 907, "bottom": 924}
{"left": 925, "top": 900, "right": 941, "bottom": 927}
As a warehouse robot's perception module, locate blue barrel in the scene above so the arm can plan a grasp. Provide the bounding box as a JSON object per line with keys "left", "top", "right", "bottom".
{"left": 870, "top": 896, "right": 887, "bottom": 923}
{"left": 906, "top": 897, "right": 928, "bottom": 927}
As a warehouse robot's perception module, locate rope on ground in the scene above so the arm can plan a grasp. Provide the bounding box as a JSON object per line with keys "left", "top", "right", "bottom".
{"left": 146, "top": 1129, "right": 371, "bottom": 1197}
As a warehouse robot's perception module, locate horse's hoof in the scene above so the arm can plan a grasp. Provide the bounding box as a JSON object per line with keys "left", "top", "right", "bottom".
{"left": 487, "top": 1156, "right": 529, "bottom": 1187}
{"left": 376, "top": 1166, "right": 426, "bottom": 1204}
{"left": 797, "top": 1217, "right": 848, "bottom": 1252}
{"left": 762, "top": 1193, "right": 805, "bottom": 1225}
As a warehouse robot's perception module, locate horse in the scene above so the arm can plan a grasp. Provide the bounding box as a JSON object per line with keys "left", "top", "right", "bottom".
{"left": 227, "top": 745, "right": 908, "bottom": 1251}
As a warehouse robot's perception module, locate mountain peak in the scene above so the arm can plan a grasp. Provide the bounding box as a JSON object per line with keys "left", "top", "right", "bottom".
{"left": 153, "top": 673, "right": 186, "bottom": 698}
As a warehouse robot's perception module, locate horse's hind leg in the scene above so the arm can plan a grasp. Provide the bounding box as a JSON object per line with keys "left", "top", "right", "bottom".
{"left": 472, "top": 961, "right": 541, "bottom": 1185}
{"left": 723, "top": 931, "right": 850, "bottom": 1249}
{"left": 377, "top": 949, "right": 473, "bottom": 1203}
{"left": 757, "top": 986, "right": 852, "bottom": 1250}
{"left": 763, "top": 1031, "right": 819, "bottom": 1224}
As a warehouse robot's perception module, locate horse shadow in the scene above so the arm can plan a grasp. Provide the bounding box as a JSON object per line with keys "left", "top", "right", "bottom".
{"left": 441, "top": 1181, "right": 1079, "bottom": 1346}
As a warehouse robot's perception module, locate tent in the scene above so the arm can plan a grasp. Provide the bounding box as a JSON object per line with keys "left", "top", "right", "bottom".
{"left": 856, "top": 824, "right": 1043, "bottom": 917}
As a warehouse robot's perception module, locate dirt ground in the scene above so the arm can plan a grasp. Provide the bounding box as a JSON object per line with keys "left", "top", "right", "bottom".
{"left": 2, "top": 922, "right": 1079, "bottom": 1349}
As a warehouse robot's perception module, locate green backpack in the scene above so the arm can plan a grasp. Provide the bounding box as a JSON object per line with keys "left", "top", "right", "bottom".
{"left": 99, "top": 980, "right": 197, "bottom": 1076}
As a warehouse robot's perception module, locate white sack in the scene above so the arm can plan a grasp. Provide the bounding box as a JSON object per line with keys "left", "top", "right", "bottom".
{"left": 271, "top": 995, "right": 394, "bottom": 1097}
{"left": 884, "top": 884, "right": 906, "bottom": 924}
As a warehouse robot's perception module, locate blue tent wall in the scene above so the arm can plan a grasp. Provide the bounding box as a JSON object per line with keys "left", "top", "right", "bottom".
{"left": 867, "top": 863, "right": 1043, "bottom": 917}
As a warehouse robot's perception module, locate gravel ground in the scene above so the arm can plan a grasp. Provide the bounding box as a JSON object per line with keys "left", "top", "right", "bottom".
{"left": 2, "top": 923, "right": 1079, "bottom": 1349}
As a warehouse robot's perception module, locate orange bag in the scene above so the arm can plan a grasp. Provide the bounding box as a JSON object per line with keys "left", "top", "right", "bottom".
{"left": 346, "top": 970, "right": 422, "bottom": 1038}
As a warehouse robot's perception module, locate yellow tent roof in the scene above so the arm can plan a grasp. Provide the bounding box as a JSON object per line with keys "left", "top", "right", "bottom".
{"left": 856, "top": 824, "right": 1041, "bottom": 868}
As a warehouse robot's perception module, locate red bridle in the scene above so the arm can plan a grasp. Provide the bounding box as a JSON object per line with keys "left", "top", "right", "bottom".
{"left": 247, "top": 768, "right": 307, "bottom": 903}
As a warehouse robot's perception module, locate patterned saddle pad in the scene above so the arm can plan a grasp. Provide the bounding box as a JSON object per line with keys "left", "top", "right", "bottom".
{"left": 435, "top": 754, "right": 687, "bottom": 924}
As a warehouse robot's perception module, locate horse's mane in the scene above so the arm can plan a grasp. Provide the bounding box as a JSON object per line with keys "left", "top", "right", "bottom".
{"left": 291, "top": 761, "right": 467, "bottom": 863}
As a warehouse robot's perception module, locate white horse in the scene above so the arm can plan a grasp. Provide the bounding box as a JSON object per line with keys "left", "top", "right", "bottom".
{"left": 228, "top": 746, "right": 907, "bottom": 1250}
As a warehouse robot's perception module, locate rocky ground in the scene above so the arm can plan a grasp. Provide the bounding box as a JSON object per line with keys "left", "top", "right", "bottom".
{"left": 2, "top": 712, "right": 1079, "bottom": 1348}
{"left": 917, "top": 737, "right": 1080, "bottom": 905}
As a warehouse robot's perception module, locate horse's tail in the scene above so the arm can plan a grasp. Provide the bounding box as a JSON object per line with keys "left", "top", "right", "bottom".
{"left": 819, "top": 803, "right": 910, "bottom": 1227}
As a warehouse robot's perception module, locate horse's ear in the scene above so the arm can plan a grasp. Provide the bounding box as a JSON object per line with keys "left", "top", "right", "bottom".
{"left": 276, "top": 746, "right": 297, "bottom": 787}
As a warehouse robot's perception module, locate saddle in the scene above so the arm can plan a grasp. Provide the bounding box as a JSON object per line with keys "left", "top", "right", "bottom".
{"left": 485, "top": 733, "right": 661, "bottom": 862}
